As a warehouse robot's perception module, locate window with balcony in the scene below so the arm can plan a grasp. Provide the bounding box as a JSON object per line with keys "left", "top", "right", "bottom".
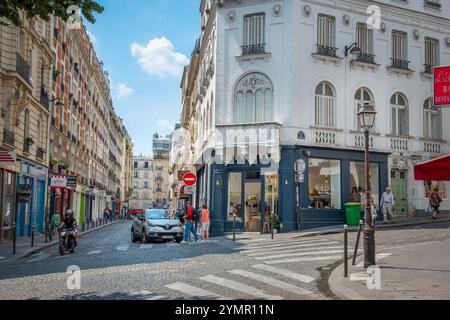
{"left": 424, "top": 37, "right": 439, "bottom": 74}
{"left": 315, "top": 82, "right": 336, "bottom": 128}
{"left": 317, "top": 15, "right": 337, "bottom": 57}
{"left": 234, "top": 73, "right": 273, "bottom": 124}
{"left": 424, "top": 0, "right": 442, "bottom": 10}
{"left": 242, "top": 13, "right": 266, "bottom": 55}
{"left": 423, "top": 98, "right": 442, "bottom": 140}
{"left": 355, "top": 88, "right": 375, "bottom": 131}
{"left": 391, "top": 93, "right": 409, "bottom": 136}
{"left": 355, "top": 23, "right": 375, "bottom": 64}
{"left": 391, "top": 31, "right": 409, "bottom": 70}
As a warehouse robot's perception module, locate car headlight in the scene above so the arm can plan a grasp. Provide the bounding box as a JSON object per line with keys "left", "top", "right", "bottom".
{"left": 147, "top": 221, "right": 155, "bottom": 227}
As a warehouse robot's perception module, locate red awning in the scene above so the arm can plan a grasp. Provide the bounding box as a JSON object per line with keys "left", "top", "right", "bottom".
{"left": 414, "top": 154, "right": 450, "bottom": 181}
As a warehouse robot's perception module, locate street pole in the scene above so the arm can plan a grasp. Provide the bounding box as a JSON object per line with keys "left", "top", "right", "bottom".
{"left": 271, "top": 212, "right": 274, "bottom": 240}
{"left": 232, "top": 213, "right": 236, "bottom": 242}
{"left": 363, "top": 129, "right": 376, "bottom": 268}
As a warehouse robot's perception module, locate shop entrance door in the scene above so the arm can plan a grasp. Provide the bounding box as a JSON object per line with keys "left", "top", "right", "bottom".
{"left": 391, "top": 169, "right": 408, "bottom": 218}
{"left": 244, "top": 182, "right": 262, "bottom": 232}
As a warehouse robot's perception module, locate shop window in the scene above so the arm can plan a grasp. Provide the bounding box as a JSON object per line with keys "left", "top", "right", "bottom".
{"left": 308, "top": 159, "right": 341, "bottom": 209}
{"left": 228, "top": 172, "right": 242, "bottom": 221}
{"left": 349, "top": 162, "right": 379, "bottom": 203}
{"left": 424, "top": 181, "right": 447, "bottom": 199}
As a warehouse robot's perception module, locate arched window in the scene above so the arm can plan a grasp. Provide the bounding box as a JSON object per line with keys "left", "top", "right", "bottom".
{"left": 423, "top": 98, "right": 442, "bottom": 140}
{"left": 315, "top": 82, "right": 335, "bottom": 127}
{"left": 390, "top": 93, "right": 409, "bottom": 136}
{"left": 234, "top": 72, "right": 273, "bottom": 123}
{"left": 355, "top": 88, "right": 375, "bottom": 130}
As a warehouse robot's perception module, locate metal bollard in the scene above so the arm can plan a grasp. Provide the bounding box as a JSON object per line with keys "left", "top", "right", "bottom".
{"left": 12, "top": 224, "right": 16, "bottom": 255}
{"left": 232, "top": 214, "right": 236, "bottom": 242}
{"left": 31, "top": 226, "right": 35, "bottom": 247}
{"left": 344, "top": 224, "right": 348, "bottom": 278}
{"left": 352, "top": 220, "right": 364, "bottom": 266}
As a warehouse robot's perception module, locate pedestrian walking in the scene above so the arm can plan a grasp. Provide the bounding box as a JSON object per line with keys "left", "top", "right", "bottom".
{"left": 201, "top": 205, "right": 210, "bottom": 242}
{"left": 181, "top": 202, "right": 199, "bottom": 243}
{"left": 380, "top": 187, "right": 395, "bottom": 223}
{"left": 430, "top": 187, "right": 443, "bottom": 220}
{"left": 193, "top": 206, "right": 201, "bottom": 238}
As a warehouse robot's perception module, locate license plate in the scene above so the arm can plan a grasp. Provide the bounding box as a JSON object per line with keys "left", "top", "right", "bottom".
{"left": 161, "top": 236, "right": 173, "bottom": 239}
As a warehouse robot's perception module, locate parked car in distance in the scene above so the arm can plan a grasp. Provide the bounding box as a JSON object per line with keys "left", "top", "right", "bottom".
{"left": 131, "top": 209, "right": 183, "bottom": 243}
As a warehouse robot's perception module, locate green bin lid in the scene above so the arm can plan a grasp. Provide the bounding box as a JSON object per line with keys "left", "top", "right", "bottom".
{"left": 344, "top": 202, "right": 361, "bottom": 207}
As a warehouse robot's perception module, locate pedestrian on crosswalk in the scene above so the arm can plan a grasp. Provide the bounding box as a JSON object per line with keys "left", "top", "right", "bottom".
{"left": 181, "top": 202, "right": 199, "bottom": 243}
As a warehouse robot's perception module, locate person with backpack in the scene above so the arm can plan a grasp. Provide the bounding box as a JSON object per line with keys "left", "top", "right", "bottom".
{"left": 181, "top": 202, "right": 200, "bottom": 243}
{"left": 430, "top": 187, "right": 443, "bottom": 220}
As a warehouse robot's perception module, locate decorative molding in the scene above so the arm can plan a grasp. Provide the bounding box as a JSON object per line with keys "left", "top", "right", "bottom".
{"left": 236, "top": 52, "right": 272, "bottom": 63}
{"left": 350, "top": 61, "right": 380, "bottom": 72}
{"left": 445, "top": 37, "right": 450, "bottom": 48}
{"left": 312, "top": 53, "right": 343, "bottom": 66}
{"left": 227, "top": 10, "right": 236, "bottom": 23}
{"left": 386, "top": 66, "right": 415, "bottom": 79}
{"left": 303, "top": 5, "right": 311, "bottom": 17}
{"left": 412, "top": 29, "right": 420, "bottom": 41}
{"left": 342, "top": 14, "right": 350, "bottom": 26}
{"left": 380, "top": 22, "right": 387, "bottom": 33}
{"left": 272, "top": 4, "right": 282, "bottom": 17}
{"left": 235, "top": 72, "right": 273, "bottom": 93}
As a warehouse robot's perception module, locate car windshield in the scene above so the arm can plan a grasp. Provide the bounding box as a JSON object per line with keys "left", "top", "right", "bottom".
{"left": 146, "top": 210, "right": 167, "bottom": 220}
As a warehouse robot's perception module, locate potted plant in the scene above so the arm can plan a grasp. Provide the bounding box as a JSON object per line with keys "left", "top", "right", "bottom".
{"left": 25, "top": 137, "right": 34, "bottom": 146}
{"left": 58, "top": 159, "right": 69, "bottom": 169}
{"left": 49, "top": 155, "right": 58, "bottom": 166}
{"left": 270, "top": 213, "right": 281, "bottom": 233}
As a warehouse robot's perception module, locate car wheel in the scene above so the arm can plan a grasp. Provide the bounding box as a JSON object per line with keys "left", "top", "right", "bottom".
{"left": 59, "top": 242, "right": 66, "bottom": 256}
{"left": 141, "top": 230, "right": 147, "bottom": 243}
{"left": 175, "top": 237, "right": 182, "bottom": 243}
{"left": 131, "top": 228, "right": 137, "bottom": 243}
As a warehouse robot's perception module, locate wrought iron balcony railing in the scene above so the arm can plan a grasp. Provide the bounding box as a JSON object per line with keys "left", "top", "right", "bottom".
{"left": 3, "top": 128, "right": 15, "bottom": 146}
{"left": 423, "top": 64, "right": 433, "bottom": 74}
{"left": 424, "top": 0, "right": 442, "bottom": 10}
{"left": 16, "top": 52, "right": 32, "bottom": 85}
{"left": 40, "top": 87, "right": 50, "bottom": 109}
{"left": 242, "top": 43, "right": 266, "bottom": 56}
{"left": 353, "top": 53, "right": 376, "bottom": 64}
{"left": 391, "top": 58, "right": 410, "bottom": 70}
{"left": 36, "top": 148, "right": 45, "bottom": 161}
{"left": 316, "top": 44, "right": 338, "bottom": 58}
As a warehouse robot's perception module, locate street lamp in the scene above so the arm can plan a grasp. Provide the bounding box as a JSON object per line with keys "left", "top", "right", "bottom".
{"left": 357, "top": 102, "right": 377, "bottom": 268}
{"left": 345, "top": 42, "right": 362, "bottom": 57}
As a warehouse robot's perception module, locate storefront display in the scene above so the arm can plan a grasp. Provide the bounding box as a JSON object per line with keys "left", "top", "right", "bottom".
{"left": 308, "top": 159, "right": 341, "bottom": 209}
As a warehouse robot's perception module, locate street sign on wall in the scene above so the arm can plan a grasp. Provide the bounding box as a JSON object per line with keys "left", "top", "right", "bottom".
{"left": 50, "top": 175, "right": 67, "bottom": 188}
{"left": 434, "top": 66, "right": 450, "bottom": 107}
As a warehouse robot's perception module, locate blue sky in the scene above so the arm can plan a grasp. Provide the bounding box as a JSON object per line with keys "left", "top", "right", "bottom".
{"left": 85, "top": 0, "right": 200, "bottom": 156}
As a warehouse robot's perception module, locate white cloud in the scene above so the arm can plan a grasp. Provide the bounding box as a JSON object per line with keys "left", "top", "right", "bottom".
{"left": 130, "top": 37, "right": 189, "bottom": 78}
{"left": 117, "top": 83, "right": 135, "bottom": 99}
{"left": 86, "top": 30, "right": 98, "bottom": 47}
{"left": 157, "top": 119, "right": 173, "bottom": 130}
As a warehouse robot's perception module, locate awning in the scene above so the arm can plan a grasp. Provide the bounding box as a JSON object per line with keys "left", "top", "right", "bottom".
{"left": 414, "top": 154, "right": 450, "bottom": 181}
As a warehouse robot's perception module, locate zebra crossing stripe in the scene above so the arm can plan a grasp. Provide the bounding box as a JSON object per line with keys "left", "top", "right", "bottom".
{"left": 235, "top": 238, "right": 331, "bottom": 250}
{"left": 116, "top": 244, "right": 129, "bottom": 251}
{"left": 228, "top": 269, "right": 312, "bottom": 295}
{"left": 87, "top": 250, "right": 102, "bottom": 255}
{"left": 252, "top": 264, "right": 316, "bottom": 284}
{"left": 240, "top": 241, "right": 340, "bottom": 254}
{"left": 263, "top": 255, "right": 343, "bottom": 265}
{"left": 254, "top": 249, "right": 344, "bottom": 261}
{"left": 199, "top": 275, "right": 284, "bottom": 300}
{"left": 140, "top": 244, "right": 154, "bottom": 250}
{"left": 27, "top": 253, "right": 51, "bottom": 263}
{"left": 145, "top": 295, "right": 166, "bottom": 300}
{"left": 246, "top": 245, "right": 348, "bottom": 257}
{"left": 165, "top": 282, "right": 230, "bottom": 300}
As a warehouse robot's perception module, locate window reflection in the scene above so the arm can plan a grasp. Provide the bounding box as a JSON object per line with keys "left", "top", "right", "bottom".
{"left": 308, "top": 159, "right": 341, "bottom": 209}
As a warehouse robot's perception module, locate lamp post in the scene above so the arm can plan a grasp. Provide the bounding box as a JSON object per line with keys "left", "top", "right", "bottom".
{"left": 357, "top": 102, "right": 377, "bottom": 268}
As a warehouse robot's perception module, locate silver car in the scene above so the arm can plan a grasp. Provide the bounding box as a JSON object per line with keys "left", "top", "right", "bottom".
{"left": 131, "top": 209, "right": 183, "bottom": 243}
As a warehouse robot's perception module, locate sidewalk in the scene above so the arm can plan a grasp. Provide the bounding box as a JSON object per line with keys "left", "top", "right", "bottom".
{"left": 292, "top": 212, "right": 450, "bottom": 238}
{"left": 0, "top": 220, "right": 120, "bottom": 263}
{"left": 329, "top": 239, "right": 450, "bottom": 300}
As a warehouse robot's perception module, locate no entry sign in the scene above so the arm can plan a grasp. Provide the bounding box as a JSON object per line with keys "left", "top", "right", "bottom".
{"left": 434, "top": 66, "right": 450, "bottom": 107}
{"left": 182, "top": 172, "right": 197, "bottom": 186}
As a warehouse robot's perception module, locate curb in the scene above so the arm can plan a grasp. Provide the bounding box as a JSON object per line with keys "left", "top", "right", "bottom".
{"left": 20, "top": 221, "right": 121, "bottom": 259}
{"left": 293, "top": 218, "right": 450, "bottom": 238}
{"left": 328, "top": 261, "right": 361, "bottom": 300}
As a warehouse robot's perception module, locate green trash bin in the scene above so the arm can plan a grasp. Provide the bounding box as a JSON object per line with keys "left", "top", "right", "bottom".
{"left": 344, "top": 202, "right": 361, "bottom": 226}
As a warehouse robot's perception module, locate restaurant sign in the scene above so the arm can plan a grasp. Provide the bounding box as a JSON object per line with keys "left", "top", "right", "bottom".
{"left": 434, "top": 66, "right": 450, "bottom": 107}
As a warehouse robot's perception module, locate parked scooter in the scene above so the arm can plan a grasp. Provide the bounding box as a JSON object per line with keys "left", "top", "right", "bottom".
{"left": 58, "top": 228, "right": 76, "bottom": 255}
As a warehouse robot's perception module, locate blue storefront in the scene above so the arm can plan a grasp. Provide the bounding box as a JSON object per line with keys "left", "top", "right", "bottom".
{"left": 16, "top": 160, "right": 47, "bottom": 238}
{"left": 204, "top": 145, "right": 389, "bottom": 236}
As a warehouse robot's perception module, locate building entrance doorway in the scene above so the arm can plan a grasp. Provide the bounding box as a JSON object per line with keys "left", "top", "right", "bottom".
{"left": 244, "top": 182, "right": 262, "bottom": 232}
{"left": 391, "top": 169, "right": 408, "bottom": 218}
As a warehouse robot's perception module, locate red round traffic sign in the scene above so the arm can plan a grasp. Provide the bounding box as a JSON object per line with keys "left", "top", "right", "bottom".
{"left": 182, "top": 172, "right": 197, "bottom": 186}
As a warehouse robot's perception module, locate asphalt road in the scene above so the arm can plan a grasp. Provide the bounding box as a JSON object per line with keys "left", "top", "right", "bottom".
{"left": 0, "top": 220, "right": 448, "bottom": 300}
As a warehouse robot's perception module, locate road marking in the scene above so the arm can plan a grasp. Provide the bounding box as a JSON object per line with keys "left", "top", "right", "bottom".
{"left": 356, "top": 253, "right": 393, "bottom": 267}
{"left": 54, "top": 255, "right": 70, "bottom": 260}
{"left": 252, "top": 264, "right": 316, "bottom": 284}
{"left": 254, "top": 249, "right": 345, "bottom": 261}
{"left": 145, "top": 295, "right": 166, "bottom": 300}
{"left": 165, "top": 282, "right": 230, "bottom": 300}
{"left": 27, "top": 253, "right": 51, "bottom": 263}
{"left": 116, "top": 244, "right": 129, "bottom": 251}
{"left": 235, "top": 238, "right": 331, "bottom": 250}
{"left": 228, "top": 269, "right": 312, "bottom": 295}
{"left": 166, "top": 243, "right": 179, "bottom": 247}
{"left": 130, "top": 290, "right": 153, "bottom": 296}
{"left": 199, "top": 275, "right": 284, "bottom": 300}
{"left": 140, "top": 244, "right": 154, "bottom": 250}
{"left": 0, "top": 257, "right": 5, "bottom": 260}
{"left": 87, "top": 250, "right": 102, "bottom": 255}
{"left": 246, "top": 245, "right": 348, "bottom": 257}
{"left": 239, "top": 241, "right": 340, "bottom": 254}
{"left": 263, "top": 255, "right": 343, "bottom": 265}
